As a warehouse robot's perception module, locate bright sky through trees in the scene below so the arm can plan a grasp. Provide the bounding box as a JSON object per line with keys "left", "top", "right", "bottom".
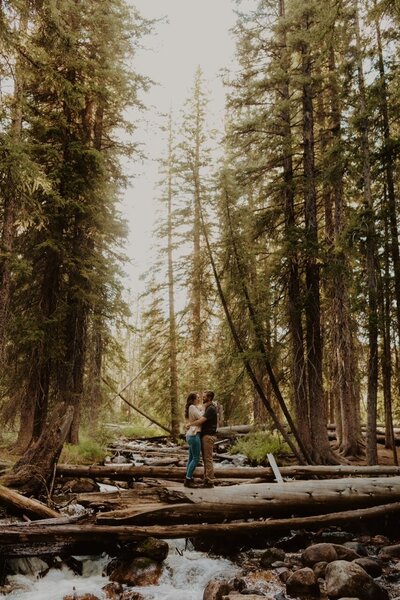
{"left": 123, "top": 0, "right": 238, "bottom": 292}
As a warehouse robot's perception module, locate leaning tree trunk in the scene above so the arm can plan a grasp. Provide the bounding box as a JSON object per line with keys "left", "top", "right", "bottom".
{"left": 1, "top": 403, "right": 74, "bottom": 497}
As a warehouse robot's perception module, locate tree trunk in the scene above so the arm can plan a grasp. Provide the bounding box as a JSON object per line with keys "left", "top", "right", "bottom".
{"left": 166, "top": 115, "right": 180, "bottom": 438}
{"left": 355, "top": 0, "right": 379, "bottom": 465}
{"left": 374, "top": 13, "right": 400, "bottom": 353}
{"left": 279, "top": 0, "right": 310, "bottom": 450}
{"left": 1, "top": 403, "right": 74, "bottom": 496}
{"left": 301, "top": 16, "right": 335, "bottom": 464}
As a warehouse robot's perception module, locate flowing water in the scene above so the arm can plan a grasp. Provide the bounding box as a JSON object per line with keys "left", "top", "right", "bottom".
{"left": 4, "top": 539, "right": 238, "bottom": 600}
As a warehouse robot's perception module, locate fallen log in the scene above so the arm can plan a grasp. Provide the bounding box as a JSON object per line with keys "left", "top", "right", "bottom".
{"left": 0, "top": 484, "right": 60, "bottom": 519}
{"left": 168, "top": 476, "right": 400, "bottom": 511}
{"left": 75, "top": 486, "right": 189, "bottom": 510}
{"left": 56, "top": 463, "right": 400, "bottom": 483}
{"left": 94, "top": 501, "right": 295, "bottom": 525}
{"left": 1, "top": 502, "right": 400, "bottom": 556}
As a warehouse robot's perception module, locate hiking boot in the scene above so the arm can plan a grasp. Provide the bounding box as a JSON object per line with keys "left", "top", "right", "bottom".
{"left": 202, "top": 480, "right": 214, "bottom": 488}
{"left": 184, "top": 478, "right": 197, "bottom": 488}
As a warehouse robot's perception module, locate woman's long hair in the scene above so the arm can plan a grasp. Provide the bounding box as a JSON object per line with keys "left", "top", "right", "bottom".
{"left": 184, "top": 392, "right": 198, "bottom": 419}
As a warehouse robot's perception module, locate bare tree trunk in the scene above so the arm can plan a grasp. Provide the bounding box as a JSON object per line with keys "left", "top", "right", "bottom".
{"left": 355, "top": 0, "right": 379, "bottom": 465}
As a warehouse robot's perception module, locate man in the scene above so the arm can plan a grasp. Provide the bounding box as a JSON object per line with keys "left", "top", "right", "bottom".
{"left": 189, "top": 390, "right": 218, "bottom": 488}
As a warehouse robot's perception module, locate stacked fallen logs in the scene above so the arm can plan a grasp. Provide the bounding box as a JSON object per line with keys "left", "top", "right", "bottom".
{"left": 4, "top": 474, "right": 400, "bottom": 554}
{"left": 3, "top": 464, "right": 400, "bottom": 558}
{"left": 2, "top": 501, "right": 400, "bottom": 557}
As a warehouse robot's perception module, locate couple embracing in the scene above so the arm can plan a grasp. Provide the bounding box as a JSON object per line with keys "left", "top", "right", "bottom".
{"left": 184, "top": 390, "right": 217, "bottom": 488}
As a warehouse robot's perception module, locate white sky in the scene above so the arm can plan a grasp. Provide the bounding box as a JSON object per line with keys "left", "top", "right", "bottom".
{"left": 122, "top": 0, "right": 240, "bottom": 295}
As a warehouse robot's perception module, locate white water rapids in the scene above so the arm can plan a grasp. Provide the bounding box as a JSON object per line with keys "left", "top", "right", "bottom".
{"left": 4, "top": 539, "right": 238, "bottom": 600}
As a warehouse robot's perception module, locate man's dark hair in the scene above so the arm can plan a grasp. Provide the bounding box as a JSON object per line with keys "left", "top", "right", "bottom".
{"left": 204, "top": 390, "right": 214, "bottom": 402}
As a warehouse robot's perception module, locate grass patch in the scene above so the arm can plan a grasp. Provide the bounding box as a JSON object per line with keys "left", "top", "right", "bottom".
{"left": 60, "top": 428, "right": 114, "bottom": 465}
{"left": 61, "top": 439, "right": 107, "bottom": 465}
{"left": 230, "top": 431, "right": 291, "bottom": 465}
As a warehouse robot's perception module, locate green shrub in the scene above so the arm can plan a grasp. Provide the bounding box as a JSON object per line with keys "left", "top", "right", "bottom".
{"left": 230, "top": 431, "right": 290, "bottom": 465}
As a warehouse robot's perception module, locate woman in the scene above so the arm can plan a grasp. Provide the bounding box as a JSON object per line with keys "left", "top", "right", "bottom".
{"left": 184, "top": 391, "right": 203, "bottom": 488}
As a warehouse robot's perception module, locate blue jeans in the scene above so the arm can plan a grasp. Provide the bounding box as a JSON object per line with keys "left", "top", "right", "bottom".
{"left": 186, "top": 433, "right": 201, "bottom": 479}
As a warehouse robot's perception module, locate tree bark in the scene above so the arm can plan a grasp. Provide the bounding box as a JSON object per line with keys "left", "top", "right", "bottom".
{"left": 301, "top": 14, "right": 336, "bottom": 464}
{"left": 354, "top": 0, "right": 379, "bottom": 465}
{"left": 279, "top": 0, "right": 310, "bottom": 450}
{"left": 1, "top": 403, "right": 74, "bottom": 496}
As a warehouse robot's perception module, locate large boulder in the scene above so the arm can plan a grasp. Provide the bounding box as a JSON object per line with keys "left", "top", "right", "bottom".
{"left": 325, "top": 560, "right": 389, "bottom": 600}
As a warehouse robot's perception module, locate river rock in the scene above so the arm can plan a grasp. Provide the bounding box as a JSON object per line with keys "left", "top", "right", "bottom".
{"left": 352, "top": 557, "right": 382, "bottom": 578}
{"left": 108, "top": 556, "right": 162, "bottom": 586}
{"left": 132, "top": 537, "right": 169, "bottom": 562}
{"left": 286, "top": 567, "right": 319, "bottom": 596}
{"left": 325, "top": 560, "right": 389, "bottom": 599}
{"left": 313, "top": 561, "right": 328, "bottom": 578}
{"left": 102, "top": 581, "right": 123, "bottom": 599}
{"left": 6, "top": 557, "right": 49, "bottom": 576}
{"left": 344, "top": 542, "right": 369, "bottom": 556}
{"left": 203, "top": 578, "right": 232, "bottom": 600}
{"left": 333, "top": 545, "right": 360, "bottom": 561}
{"left": 302, "top": 543, "right": 338, "bottom": 566}
{"left": 260, "top": 547, "right": 286, "bottom": 568}
{"left": 379, "top": 544, "right": 400, "bottom": 560}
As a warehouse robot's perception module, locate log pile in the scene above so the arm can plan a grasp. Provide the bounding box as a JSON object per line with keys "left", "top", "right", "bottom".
{"left": 2, "top": 472, "right": 400, "bottom": 557}
{"left": 3, "top": 432, "right": 400, "bottom": 559}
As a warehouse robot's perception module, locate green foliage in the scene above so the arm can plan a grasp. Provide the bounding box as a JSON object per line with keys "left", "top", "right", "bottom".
{"left": 230, "top": 431, "right": 291, "bottom": 465}
{"left": 60, "top": 426, "right": 115, "bottom": 464}
{"left": 61, "top": 439, "right": 107, "bottom": 465}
